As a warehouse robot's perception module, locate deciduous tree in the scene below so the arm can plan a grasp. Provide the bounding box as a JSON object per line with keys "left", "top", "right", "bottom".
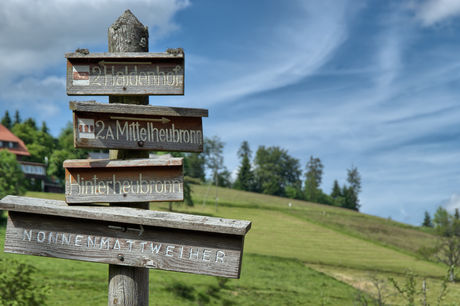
{"left": 204, "top": 136, "right": 225, "bottom": 209}
{"left": 253, "top": 146, "right": 301, "bottom": 197}
{"left": 432, "top": 206, "right": 460, "bottom": 281}
{"left": 0, "top": 150, "right": 26, "bottom": 199}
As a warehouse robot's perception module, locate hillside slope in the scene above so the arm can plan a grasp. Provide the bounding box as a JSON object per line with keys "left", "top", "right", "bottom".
{"left": 11, "top": 188, "right": 460, "bottom": 304}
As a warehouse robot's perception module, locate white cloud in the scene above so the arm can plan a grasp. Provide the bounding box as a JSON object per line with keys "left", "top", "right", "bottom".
{"left": 443, "top": 193, "right": 460, "bottom": 212}
{"left": 0, "top": 0, "right": 189, "bottom": 82}
{"left": 415, "top": 0, "right": 460, "bottom": 26}
{"left": 0, "top": 0, "right": 189, "bottom": 128}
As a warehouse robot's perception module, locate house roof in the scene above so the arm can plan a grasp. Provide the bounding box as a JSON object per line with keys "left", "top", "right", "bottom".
{"left": 0, "top": 123, "right": 30, "bottom": 156}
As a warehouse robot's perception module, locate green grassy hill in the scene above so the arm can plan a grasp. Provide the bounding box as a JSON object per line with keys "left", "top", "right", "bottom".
{"left": 1, "top": 187, "right": 458, "bottom": 305}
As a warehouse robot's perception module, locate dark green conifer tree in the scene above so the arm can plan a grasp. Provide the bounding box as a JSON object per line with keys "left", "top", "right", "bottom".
{"left": 234, "top": 141, "right": 254, "bottom": 191}
{"left": 1, "top": 111, "right": 12, "bottom": 129}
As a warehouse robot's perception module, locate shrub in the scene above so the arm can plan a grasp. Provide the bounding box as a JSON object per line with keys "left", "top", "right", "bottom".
{"left": 0, "top": 258, "right": 49, "bottom": 305}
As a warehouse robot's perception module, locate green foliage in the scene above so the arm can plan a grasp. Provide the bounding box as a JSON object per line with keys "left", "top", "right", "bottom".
{"left": 165, "top": 282, "right": 195, "bottom": 301}
{"left": 433, "top": 206, "right": 460, "bottom": 237}
{"left": 204, "top": 136, "right": 224, "bottom": 182}
{"left": 284, "top": 183, "right": 303, "bottom": 200}
{"left": 48, "top": 122, "right": 88, "bottom": 183}
{"left": 304, "top": 156, "right": 323, "bottom": 202}
{"left": 253, "top": 146, "right": 301, "bottom": 197}
{"left": 217, "top": 168, "right": 232, "bottom": 188}
{"left": 422, "top": 211, "right": 433, "bottom": 227}
{"left": 164, "top": 277, "right": 234, "bottom": 305}
{"left": 435, "top": 236, "right": 460, "bottom": 282}
{"left": 0, "top": 150, "right": 26, "bottom": 199}
{"left": 13, "top": 110, "right": 21, "bottom": 126}
{"left": 184, "top": 153, "right": 205, "bottom": 181}
{"left": 234, "top": 141, "right": 255, "bottom": 192}
{"left": 344, "top": 165, "right": 361, "bottom": 211}
{"left": 0, "top": 258, "right": 49, "bottom": 305}
{"left": 0, "top": 210, "right": 5, "bottom": 226}
{"left": 347, "top": 165, "right": 361, "bottom": 194}
{"left": 340, "top": 185, "right": 359, "bottom": 211}
{"left": 11, "top": 119, "right": 56, "bottom": 163}
{"left": 168, "top": 152, "right": 194, "bottom": 207}
{"left": 41, "top": 121, "right": 49, "bottom": 133}
{"left": 389, "top": 270, "right": 451, "bottom": 306}
{"left": 331, "top": 179, "right": 342, "bottom": 199}
{"left": 389, "top": 271, "right": 417, "bottom": 306}
{"left": 1, "top": 110, "right": 12, "bottom": 129}
{"left": 183, "top": 177, "right": 193, "bottom": 206}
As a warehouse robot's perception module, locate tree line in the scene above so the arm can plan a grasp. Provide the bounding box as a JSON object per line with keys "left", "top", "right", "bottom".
{"left": 184, "top": 137, "right": 362, "bottom": 211}
{"left": 1, "top": 111, "right": 362, "bottom": 211}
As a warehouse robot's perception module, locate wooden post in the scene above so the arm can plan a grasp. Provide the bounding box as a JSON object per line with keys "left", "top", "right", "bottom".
{"left": 107, "top": 10, "right": 149, "bottom": 306}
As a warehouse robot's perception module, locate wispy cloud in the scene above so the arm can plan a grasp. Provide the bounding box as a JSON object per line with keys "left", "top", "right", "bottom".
{"left": 415, "top": 0, "right": 460, "bottom": 26}
{"left": 185, "top": 0, "right": 359, "bottom": 107}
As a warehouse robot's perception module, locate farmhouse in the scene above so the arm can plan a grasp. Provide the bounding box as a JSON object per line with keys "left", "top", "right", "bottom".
{"left": 0, "top": 123, "right": 59, "bottom": 192}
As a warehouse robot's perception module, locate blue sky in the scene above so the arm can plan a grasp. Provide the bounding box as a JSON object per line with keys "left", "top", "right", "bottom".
{"left": 1, "top": 0, "right": 460, "bottom": 225}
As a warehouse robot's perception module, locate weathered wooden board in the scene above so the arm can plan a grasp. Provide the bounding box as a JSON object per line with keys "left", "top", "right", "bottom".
{"left": 64, "top": 158, "right": 183, "bottom": 203}
{"left": 0, "top": 196, "right": 251, "bottom": 235}
{"left": 4, "top": 212, "right": 246, "bottom": 278}
{"left": 70, "top": 101, "right": 207, "bottom": 152}
{"left": 66, "top": 52, "right": 184, "bottom": 95}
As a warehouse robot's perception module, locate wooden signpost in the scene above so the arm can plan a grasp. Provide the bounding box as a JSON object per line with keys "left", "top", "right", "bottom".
{"left": 64, "top": 158, "right": 184, "bottom": 203}
{"left": 70, "top": 101, "right": 207, "bottom": 152}
{"left": 66, "top": 52, "right": 184, "bottom": 95}
{"left": 0, "top": 9, "right": 251, "bottom": 306}
{"left": 1, "top": 196, "right": 250, "bottom": 278}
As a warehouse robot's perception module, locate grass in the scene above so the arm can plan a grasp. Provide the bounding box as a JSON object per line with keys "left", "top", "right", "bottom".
{"left": 190, "top": 185, "right": 439, "bottom": 257}
{"left": 308, "top": 264, "right": 460, "bottom": 306}
{"left": 0, "top": 187, "right": 453, "bottom": 304}
{"left": 0, "top": 226, "right": 368, "bottom": 305}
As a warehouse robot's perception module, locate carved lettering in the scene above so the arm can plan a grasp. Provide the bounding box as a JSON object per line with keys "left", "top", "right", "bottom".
{"left": 66, "top": 173, "right": 182, "bottom": 197}
{"left": 84, "top": 64, "right": 183, "bottom": 88}
{"left": 15, "top": 228, "right": 229, "bottom": 266}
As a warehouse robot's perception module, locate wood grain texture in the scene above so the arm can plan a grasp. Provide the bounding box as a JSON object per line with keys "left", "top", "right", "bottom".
{"left": 64, "top": 159, "right": 184, "bottom": 203}
{"left": 106, "top": 10, "right": 151, "bottom": 305}
{"left": 0, "top": 196, "right": 252, "bottom": 235}
{"left": 5, "top": 212, "right": 245, "bottom": 278}
{"left": 69, "top": 101, "right": 208, "bottom": 117}
{"left": 66, "top": 57, "right": 184, "bottom": 96}
{"left": 72, "top": 108, "right": 204, "bottom": 152}
{"left": 65, "top": 53, "right": 183, "bottom": 59}
{"left": 63, "top": 158, "right": 183, "bottom": 168}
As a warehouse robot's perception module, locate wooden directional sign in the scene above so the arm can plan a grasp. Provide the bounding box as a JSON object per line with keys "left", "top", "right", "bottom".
{"left": 65, "top": 52, "right": 184, "bottom": 95}
{"left": 70, "top": 101, "right": 207, "bottom": 152}
{"left": 0, "top": 196, "right": 251, "bottom": 278}
{"left": 64, "top": 158, "right": 183, "bottom": 204}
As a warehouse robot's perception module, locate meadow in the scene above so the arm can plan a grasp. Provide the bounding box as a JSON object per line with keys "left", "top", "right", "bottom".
{"left": 0, "top": 186, "right": 459, "bottom": 305}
